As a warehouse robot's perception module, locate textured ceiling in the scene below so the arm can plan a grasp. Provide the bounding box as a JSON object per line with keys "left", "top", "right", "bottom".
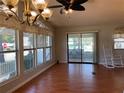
{"left": 46, "top": 0, "right": 124, "bottom": 27}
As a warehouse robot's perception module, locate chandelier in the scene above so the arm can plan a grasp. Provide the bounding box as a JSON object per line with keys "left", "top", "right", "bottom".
{"left": 0, "top": 0, "right": 53, "bottom": 25}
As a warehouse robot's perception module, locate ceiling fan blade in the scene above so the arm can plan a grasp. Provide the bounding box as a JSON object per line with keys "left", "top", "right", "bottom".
{"left": 73, "top": 0, "right": 88, "bottom": 5}
{"left": 66, "top": 0, "right": 71, "bottom": 3}
{"left": 48, "top": 5, "right": 63, "bottom": 8}
{"left": 71, "top": 5, "right": 85, "bottom": 11}
{"left": 56, "top": 0, "right": 69, "bottom": 6}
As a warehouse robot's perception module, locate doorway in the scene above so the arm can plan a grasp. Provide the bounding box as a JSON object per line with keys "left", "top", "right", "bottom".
{"left": 67, "top": 33, "right": 97, "bottom": 64}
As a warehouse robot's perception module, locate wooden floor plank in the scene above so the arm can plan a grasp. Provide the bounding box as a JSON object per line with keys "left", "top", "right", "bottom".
{"left": 13, "top": 64, "right": 124, "bottom": 93}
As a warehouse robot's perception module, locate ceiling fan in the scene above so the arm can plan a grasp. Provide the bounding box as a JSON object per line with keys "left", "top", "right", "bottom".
{"left": 48, "top": 0, "right": 88, "bottom": 14}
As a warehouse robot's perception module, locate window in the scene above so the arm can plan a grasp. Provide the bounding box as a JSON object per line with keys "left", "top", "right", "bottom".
{"left": 24, "top": 50, "right": 34, "bottom": 70}
{"left": 0, "top": 27, "right": 17, "bottom": 83}
{"left": 37, "top": 49, "right": 43, "bottom": 64}
{"left": 36, "top": 34, "right": 44, "bottom": 65}
{"left": 23, "top": 32, "right": 35, "bottom": 71}
{"left": 23, "top": 33, "right": 34, "bottom": 49}
{"left": 45, "top": 48, "right": 51, "bottom": 61}
{"left": 45, "top": 35, "right": 52, "bottom": 62}
{"left": 113, "top": 33, "right": 124, "bottom": 49}
{"left": 46, "top": 35, "right": 52, "bottom": 47}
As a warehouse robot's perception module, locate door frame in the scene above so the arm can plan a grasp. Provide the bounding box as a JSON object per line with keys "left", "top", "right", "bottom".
{"left": 67, "top": 32, "right": 98, "bottom": 64}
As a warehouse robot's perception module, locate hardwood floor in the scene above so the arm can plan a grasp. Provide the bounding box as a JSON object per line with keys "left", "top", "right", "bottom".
{"left": 13, "top": 64, "right": 124, "bottom": 93}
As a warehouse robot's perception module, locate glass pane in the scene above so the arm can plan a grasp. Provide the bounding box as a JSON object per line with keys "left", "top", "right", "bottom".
{"left": 24, "top": 50, "right": 34, "bottom": 70}
{"left": 114, "top": 38, "right": 124, "bottom": 49}
{"left": 37, "top": 34, "right": 44, "bottom": 48}
{"left": 45, "top": 48, "right": 51, "bottom": 61}
{"left": 37, "top": 49, "right": 43, "bottom": 65}
{"left": 46, "top": 36, "right": 52, "bottom": 47}
{"left": 23, "top": 32, "right": 34, "bottom": 49}
{"left": 82, "top": 33, "right": 95, "bottom": 62}
{"left": 0, "top": 52, "right": 17, "bottom": 83}
{"left": 0, "top": 27, "right": 16, "bottom": 51}
{"left": 68, "top": 34, "right": 81, "bottom": 62}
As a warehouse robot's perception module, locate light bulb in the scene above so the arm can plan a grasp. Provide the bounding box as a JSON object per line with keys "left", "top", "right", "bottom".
{"left": 68, "top": 9, "right": 73, "bottom": 13}
{"left": 32, "top": 0, "right": 47, "bottom": 10}
{"left": 64, "top": 10, "right": 69, "bottom": 14}
{"left": 41, "top": 8, "right": 53, "bottom": 20}
{"left": 1, "top": 0, "right": 19, "bottom": 7}
{"left": 33, "top": 0, "right": 45, "bottom": 4}
{"left": 31, "top": 11, "right": 37, "bottom": 17}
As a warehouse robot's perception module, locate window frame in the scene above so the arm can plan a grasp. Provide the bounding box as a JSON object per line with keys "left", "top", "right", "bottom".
{"left": 113, "top": 33, "right": 124, "bottom": 50}
{"left": 23, "top": 32, "right": 36, "bottom": 72}
{"left": 36, "top": 48, "right": 44, "bottom": 65}
{"left": 45, "top": 35, "right": 52, "bottom": 62}
{"left": 36, "top": 34, "right": 45, "bottom": 65}
{"left": 0, "top": 27, "right": 19, "bottom": 85}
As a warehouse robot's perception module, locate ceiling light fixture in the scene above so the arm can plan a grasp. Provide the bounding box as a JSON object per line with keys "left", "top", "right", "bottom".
{"left": 62, "top": 9, "right": 73, "bottom": 14}
{"left": 0, "top": 0, "right": 53, "bottom": 25}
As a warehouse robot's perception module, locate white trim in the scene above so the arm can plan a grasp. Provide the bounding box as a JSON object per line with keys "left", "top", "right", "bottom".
{"left": 7, "top": 62, "right": 56, "bottom": 93}
{"left": 98, "top": 62, "right": 104, "bottom": 65}
{"left": 66, "top": 30, "right": 99, "bottom": 34}
{"left": 59, "top": 61, "right": 67, "bottom": 63}
{"left": 0, "top": 75, "right": 19, "bottom": 87}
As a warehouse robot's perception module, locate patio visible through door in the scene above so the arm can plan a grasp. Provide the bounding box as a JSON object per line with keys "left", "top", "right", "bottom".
{"left": 67, "top": 33, "right": 97, "bottom": 63}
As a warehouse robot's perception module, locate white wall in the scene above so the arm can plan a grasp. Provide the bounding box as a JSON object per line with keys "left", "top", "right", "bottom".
{"left": 55, "top": 25, "right": 124, "bottom": 64}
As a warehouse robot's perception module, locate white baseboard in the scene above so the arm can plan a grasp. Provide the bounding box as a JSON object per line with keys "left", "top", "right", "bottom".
{"left": 8, "top": 62, "right": 56, "bottom": 93}
{"left": 99, "top": 62, "right": 104, "bottom": 65}
{"left": 59, "top": 60, "right": 67, "bottom": 63}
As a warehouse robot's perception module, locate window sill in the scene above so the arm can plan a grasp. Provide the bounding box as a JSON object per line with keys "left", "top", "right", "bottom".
{"left": 0, "top": 75, "right": 18, "bottom": 87}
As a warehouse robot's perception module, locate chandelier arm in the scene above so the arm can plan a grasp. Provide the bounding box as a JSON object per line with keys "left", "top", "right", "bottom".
{"left": 5, "top": 14, "right": 13, "bottom": 20}
{"left": 9, "top": 9, "right": 24, "bottom": 23}
{"left": 0, "top": 11, "right": 12, "bottom": 20}
{"left": 32, "top": 13, "right": 41, "bottom": 24}
{"left": 26, "top": 16, "right": 30, "bottom": 25}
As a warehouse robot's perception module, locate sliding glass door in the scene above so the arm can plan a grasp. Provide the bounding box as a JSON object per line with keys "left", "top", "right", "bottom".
{"left": 67, "top": 33, "right": 97, "bottom": 63}
{"left": 82, "top": 33, "right": 96, "bottom": 63}
{"left": 68, "top": 34, "right": 82, "bottom": 62}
